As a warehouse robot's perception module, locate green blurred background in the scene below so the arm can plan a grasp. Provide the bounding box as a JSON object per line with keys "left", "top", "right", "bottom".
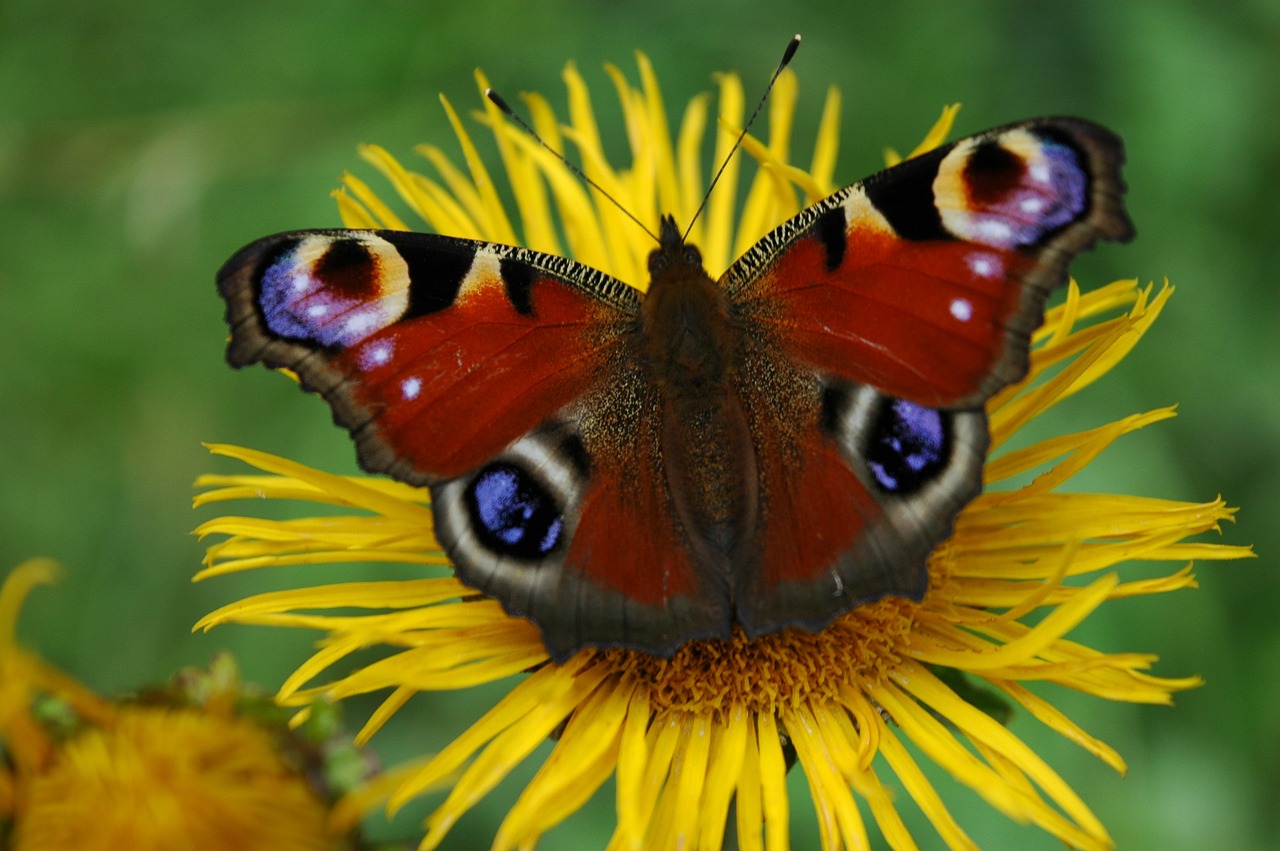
{"left": 2, "top": 0, "right": 1276, "bottom": 847}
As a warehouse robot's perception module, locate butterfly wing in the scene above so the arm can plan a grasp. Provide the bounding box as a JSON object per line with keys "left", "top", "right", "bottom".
{"left": 721, "top": 118, "right": 1133, "bottom": 635}
{"left": 217, "top": 229, "right": 730, "bottom": 659}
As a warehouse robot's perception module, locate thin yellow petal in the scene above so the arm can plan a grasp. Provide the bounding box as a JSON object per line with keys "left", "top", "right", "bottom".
{"left": 731, "top": 68, "right": 800, "bottom": 259}
{"left": 505, "top": 127, "right": 617, "bottom": 276}
{"left": 604, "top": 62, "right": 658, "bottom": 231}
{"left": 194, "top": 578, "right": 468, "bottom": 629}
{"left": 733, "top": 718, "right": 764, "bottom": 851}
{"left": 789, "top": 704, "right": 869, "bottom": 851}
{"left": 876, "top": 727, "right": 978, "bottom": 851}
{"left": 970, "top": 740, "right": 1111, "bottom": 851}
{"left": 993, "top": 680, "right": 1127, "bottom": 774}
{"left": 333, "top": 188, "right": 382, "bottom": 230}
{"left": 203, "top": 444, "right": 432, "bottom": 523}
{"left": 194, "top": 547, "right": 444, "bottom": 580}
{"left": 337, "top": 170, "right": 409, "bottom": 230}
{"left": 733, "top": 131, "right": 798, "bottom": 258}
{"left": 521, "top": 90, "right": 564, "bottom": 152}
{"left": 871, "top": 681, "right": 1028, "bottom": 819}
{"left": 636, "top": 52, "right": 682, "bottom": 224}
{"left": 1110, "top": 564, "right": 1200, "bottom": 598}
{"left": 564, "top": 63, "right": 644, "bottom": 284}
{"left": 1061, "top": 283, "right": 1170, "bottom": 398}
{"left": 411, "top": 142, "right": 487, "bottom": 236}
{"left": 984, "top": 407, "right": 1178, "bottom": 488}
{"left": 625, "top": 713, "right": 682, "bottom": 847}
{"left": 474, "top": 70, "right": 562, "bottom": 257}
{"left": 701, "top": 72, "right": 744, "bottom": 274}
{"left": 830, "top": 685, "right": 879, "bottom": 772}
{"left": 496, "top": 678, "right": 633, "bottom": 847}
{"left": 756, "top": 712, "right": 790, "bottom": 851}
{"left": 885, "top": 103, "right": 961, "bottom": 166}
{"left": 611, "top": 689, "right": 655, "bottom": 851}
{"left": 991, "top": 284, "right": 1170, "bottom": 446}
{"left": 808, "top": 85, "right": 841, "bottom": 194}
{"left": 1, "top": 559, "right": 62, "bottom": 648}
{"left": 648, "top": 713, "right": 712, "bottom": 850}
{"left": 992, "top": 540, "right": 1078, "bottom": 624}
{"left": 696, "top": 704, "right": 748, "bottom": 851}
{"left": 359, "top": 143, "right": 464, "bottom": 232}
{"left": 894, "top": 662, "right": 1111, "bottom": 847}
{"left": 194, "top": 470, "right": 429, "bottom": 507}
{"left": 330, "top": 755, "right": 442, "bottom": 834}
{"left": 675, "top": 92, "right": 710, "bottom": 241}
{"left": 334, "top": 187, "right": 380, "bottom": 229}
{"left": 919, "top": 574, "right": 1118, "bottom": 670}
{"left": 398, "top": 657, "right": 600, "bottom": 820}
{"left": 858, "top": 768, "right": 915, "bottom": 851}
{"left": 436, "top": 93, "right": 517, "bottom": 244}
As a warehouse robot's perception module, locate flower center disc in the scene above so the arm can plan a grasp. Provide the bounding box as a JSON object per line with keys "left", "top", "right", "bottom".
{"left": 603, "top": 597, "right": 918, "bottom": 719}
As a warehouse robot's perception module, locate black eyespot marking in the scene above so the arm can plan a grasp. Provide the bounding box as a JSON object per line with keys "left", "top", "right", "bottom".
{"left": 380, "top": 230, "right": 471, "bottom": 317}
{"left": 815, "top": 206, "right": 847, "bottom": 271}
{"left": 866, "top": 399, "right": 951, "bottom": 495}
{"left": 819, "top": 383, "right": 851, "bottom": 435}
{"left": 315, "top": 239, "right": 378, "bottom": 297}
{"left": 963, "top": 141, "right": 1025, "bottom": 205}
{"left": 499, "top": 256, "right": 537, "bottom": 317}
{"left": 862, "top": 143, "right": 953, "bottom": 242}
{"left": 559, "top": 431, "right": 592, "bottom": 478}
{"left": 466, "top": 462, "right": 564, "bottom": 560}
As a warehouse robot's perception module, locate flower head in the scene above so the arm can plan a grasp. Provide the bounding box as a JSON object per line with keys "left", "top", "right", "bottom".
{"left": 197, "top": 56, "right": 1252, "bottom": 849}
{"left": 0, "top": 560, "right": 358, "bottom": 851}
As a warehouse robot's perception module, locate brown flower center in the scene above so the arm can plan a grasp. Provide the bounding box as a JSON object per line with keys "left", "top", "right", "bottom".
{"left": 601, "top": 596, "right": 918, "bottom": 719}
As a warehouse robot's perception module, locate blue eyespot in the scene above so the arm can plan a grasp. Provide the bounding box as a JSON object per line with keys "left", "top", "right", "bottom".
{"left": 866, "top": 399, "right": 949, "bottom": 494}
{"left": 466, "top": 463, "right": 564, "bottom": 559}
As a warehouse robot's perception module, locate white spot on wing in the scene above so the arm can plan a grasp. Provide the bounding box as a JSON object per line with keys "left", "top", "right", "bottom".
{"left": 966, "top": 253, "right": 1001, "bottom": 278}
{"left": 950, "top": 298, "right": 973, "bottom": 322}
{"left": 1020, "top": 197, "right": 1044, "bottom": 213}
{"left": 359, "top": 339, "right": 394, "bottom": 371}
{"left": 976, "top": 219, "right": 1013, "bottom": 243}
{"left": 306, "top": 304, "right": 329, "bottom": 318}
{"left": 401, "top": 376, "right": 421, "bottom": 400}
{"left": 343, "top": 310, "right": 379, "bottom": 338}
{"left": 1029, "top": 162, "right": 1051, "bottom": 183}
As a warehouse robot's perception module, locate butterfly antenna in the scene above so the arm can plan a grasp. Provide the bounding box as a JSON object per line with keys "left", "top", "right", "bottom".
{"left": 682, "top": 33, "right": 802, "bottom": 242}
{"left": 485, "top": 88, "right": 661, "bottom": 244}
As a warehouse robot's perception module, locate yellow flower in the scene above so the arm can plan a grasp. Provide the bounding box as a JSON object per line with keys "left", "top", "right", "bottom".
{"left": 0, "top": 560, "right": 347, "bottom": 851}
{"left": 196, "top": 56, "right": 1252, "bottom": 850}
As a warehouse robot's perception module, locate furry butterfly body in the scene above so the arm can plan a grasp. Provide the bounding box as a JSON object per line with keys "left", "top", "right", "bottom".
{"left": 218, "top": 117, "right": 1133, "bottom": 661}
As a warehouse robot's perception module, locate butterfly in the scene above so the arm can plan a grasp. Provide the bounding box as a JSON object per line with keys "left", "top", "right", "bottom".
{"left": 217, "top": 116, "right": 1133, "bottom": 662}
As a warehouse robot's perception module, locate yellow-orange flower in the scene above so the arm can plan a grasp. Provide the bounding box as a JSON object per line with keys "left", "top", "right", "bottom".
{"left": 196, "top": 56, "right": 1252, "bottom": 850}
{"left": 0, "top": 560, "right": 345, "bottom": 851}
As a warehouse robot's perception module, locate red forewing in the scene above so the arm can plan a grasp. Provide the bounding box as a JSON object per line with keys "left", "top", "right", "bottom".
{"left": 722, "top": 118, "right": 1134, "bottom": 409}
{"left": 217, "top": 229, "right": 638, "bottom": 483}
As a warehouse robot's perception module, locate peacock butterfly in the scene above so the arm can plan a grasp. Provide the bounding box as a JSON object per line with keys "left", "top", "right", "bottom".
{"left": 217, "top": 94, "right": 1133, "bottom": 661}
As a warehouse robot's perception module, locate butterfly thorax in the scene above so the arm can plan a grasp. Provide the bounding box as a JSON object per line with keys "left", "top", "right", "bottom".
{"left": 640, "top": 217, "right": 738, "bottom": 393}
{"left": 639, "top": 216, "right": 759, "bottom": 574}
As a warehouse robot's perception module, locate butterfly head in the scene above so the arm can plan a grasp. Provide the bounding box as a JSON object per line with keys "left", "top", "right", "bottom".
{"left": 647, "top": 215, "right": 706, "bottom": 287}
